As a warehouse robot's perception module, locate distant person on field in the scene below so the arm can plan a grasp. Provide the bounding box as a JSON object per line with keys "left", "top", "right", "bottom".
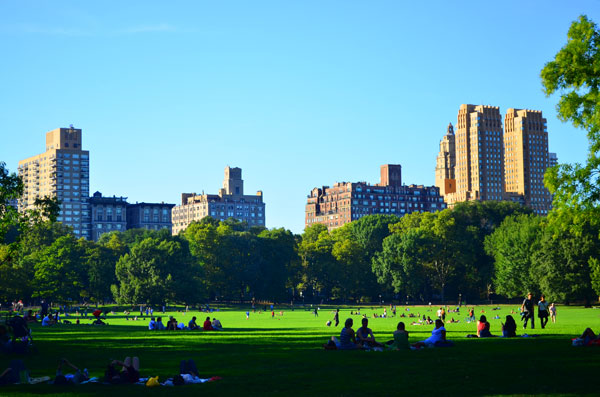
{"left": 521, "top": 293, "right": 535, "bottom": 329}
{"left": 549, "top": 303, "right": 557, "bottom": 324}
{"left": 501, "top": 315, "right": 517, "bottom": 337}
{"left": 538, "top": 295, "right": 549, "bottom": 329}
{"left": 334, "top": 309, "right": 340, "bottom": 327}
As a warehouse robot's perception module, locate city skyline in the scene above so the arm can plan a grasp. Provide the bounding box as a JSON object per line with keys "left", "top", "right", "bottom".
{"left": 1, "top": 2, "right": 598, "bottom": 233}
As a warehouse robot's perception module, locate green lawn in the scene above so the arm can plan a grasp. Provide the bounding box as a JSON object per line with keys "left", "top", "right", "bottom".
{"left": 2, "top": 304, "right": 600, "bottom": 396}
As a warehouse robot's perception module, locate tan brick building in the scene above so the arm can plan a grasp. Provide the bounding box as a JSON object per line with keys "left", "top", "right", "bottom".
{"left": 504, "top": 109, "right": 552, "bottom": 214}
{"left": 435, "top": 123, "right": 456, "bottom": 196}
{"left": 18, "top": 126, "right": 91, "bottom": 238}
{"left": 305, "top": 164, "right": 446, "bottom": 231}
{"left": 436, "top": 105, "right": 553, "bottom": 214}
{"left": 171, "top": 166, "right": 265, "bottom": 234}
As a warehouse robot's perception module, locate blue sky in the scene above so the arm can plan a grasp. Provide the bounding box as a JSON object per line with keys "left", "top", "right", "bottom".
{"left": 1, "top": 1, "right": 598, "bottom": 234}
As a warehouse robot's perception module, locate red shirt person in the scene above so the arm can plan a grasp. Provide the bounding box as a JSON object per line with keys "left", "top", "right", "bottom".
{"left": 203, "top": 316, "right": 213, "bottom": 330}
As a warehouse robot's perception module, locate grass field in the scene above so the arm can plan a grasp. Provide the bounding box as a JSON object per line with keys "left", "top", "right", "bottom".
{"left": 2, "top": 303, "right": 600, "bottom": 396}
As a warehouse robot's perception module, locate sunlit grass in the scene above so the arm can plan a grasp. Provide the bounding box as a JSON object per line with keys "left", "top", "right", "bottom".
{"left": 2, "top": 304, "right": 600, "bottom": 395}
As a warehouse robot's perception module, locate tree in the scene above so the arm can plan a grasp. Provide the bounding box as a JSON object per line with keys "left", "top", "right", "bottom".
{"left": 32, "top": 235, "right": 87, "bottom": 302}
{"left": 541, "top": 15, "right": 600, "bottom": 225}
{"left": 485, "top": 214, "right": 543, "bottom": 298}
{"left": 532, "top": 214, "right": 599, "bottom": 304}
{"left": 114, "top": 236, "right": 203, "bottom": 305}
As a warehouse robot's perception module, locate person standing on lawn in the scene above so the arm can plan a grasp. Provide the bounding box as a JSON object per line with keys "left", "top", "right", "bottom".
{"left": 521, "top": 292, "right": 535, "bottom": 329}
{"left": 538, "top": 295, "right": 549, "bottom": 329}
{"left": 549, "top": 303, "right": 557, "bottom": 324}
{"left": 333, "top": 309, "right": 340, "bottom": 327}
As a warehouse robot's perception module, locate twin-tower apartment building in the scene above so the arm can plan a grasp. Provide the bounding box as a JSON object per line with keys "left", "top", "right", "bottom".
{"left": 435, "top": 104, "right": 554, "bottom": 215}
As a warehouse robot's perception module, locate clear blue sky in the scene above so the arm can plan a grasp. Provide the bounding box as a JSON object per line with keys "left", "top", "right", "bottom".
{"left": 1, "top": 1, "right": 598, "bottom": 234}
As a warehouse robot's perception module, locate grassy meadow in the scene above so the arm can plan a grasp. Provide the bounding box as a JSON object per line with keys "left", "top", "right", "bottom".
{"left": 2, "top": 303, "right": 600, "bottom": 396}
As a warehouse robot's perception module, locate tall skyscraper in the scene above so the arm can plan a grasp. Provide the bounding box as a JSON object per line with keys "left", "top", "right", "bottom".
{"left": 171, "top": 166, "right": 265, "bottom": 234}
{"left": 18, "top": 127, "right": 90, "bottom": 238}
{"left": 504, "top": 109, "right": 552, "bottom": 214}
{"left": 440, "top": 104, "right": 504, "bottom": 206}
{"left": 435, "top": 123, "right": 456, "bottom": 196}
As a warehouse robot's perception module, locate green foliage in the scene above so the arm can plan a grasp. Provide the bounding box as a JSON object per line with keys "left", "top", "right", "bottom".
{"left": 541, "top": 15, "right": 600, "bottom": 224}
{"left": 114, "top": 236, "right": 203, "bottom": 305}
{"left": 485, "top": 214, "right": 543, "bottom": 298}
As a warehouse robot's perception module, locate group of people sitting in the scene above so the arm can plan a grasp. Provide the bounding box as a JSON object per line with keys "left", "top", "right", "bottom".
{"left": 148, "top": 316, "right": 223, "bottom": 331}
{"left": 326, "top": 318, "right": 452, "bottom": 350}
{"left": 466, "top": 315, "right": 517, "bottom": 338}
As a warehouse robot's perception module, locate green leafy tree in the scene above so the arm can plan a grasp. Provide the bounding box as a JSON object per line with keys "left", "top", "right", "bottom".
{"left": 32, "top": 235, "right": 87, "bottom": 302}
{"left": 114, "top": 236, "right": 203, "bottom": 305}
{"left": 541, "top": 15, "right": 600, "bottom": 225}
{"left": 485, "top": 214, "right": 543, "bottom": 298}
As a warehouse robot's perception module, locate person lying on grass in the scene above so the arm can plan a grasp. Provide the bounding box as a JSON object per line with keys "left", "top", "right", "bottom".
{"left": 105, "top": 357, "right": 140, "bottom": 384}
{"left": 53, "top": 358, "right": 89, "bottom": 385}
{"left": 356, "top": 318, "right": 384, "bottom": 348}
{"left": 412, "top": 319, "right": 446, "bottom": 348}
{"left": 172, "top": 359, "right": 202, "bottom": 385}
{"left": 386, "top": 322, "right": 410, "bottom": 350}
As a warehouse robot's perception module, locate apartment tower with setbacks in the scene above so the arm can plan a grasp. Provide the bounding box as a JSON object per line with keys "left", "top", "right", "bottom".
{"left": 18, "top": 126, "right": 91, "bottom": 239}
{"left": 435, "top": 104, "right": 552, "bottom": 214}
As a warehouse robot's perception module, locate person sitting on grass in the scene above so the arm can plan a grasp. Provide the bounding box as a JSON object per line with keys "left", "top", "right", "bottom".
{"left": 412, "top": 319, "right": 446, "bottom": 348}
{"left": 338, "top": 318, "right": 360, "bottom": 350}
{"left": 356, "top": 318, "right": 383, "bottom": 348}
{"left": 211, "top": 318, "right": 223, "bottom": 331}
{"left": 148, "top": 317, "right": 156, "bottom": 330}
{"left": 156, "top": 317, "right": 166, "bottom": 330}
{"left": 188, "top": 316, "right": 199, "bottom": 330}
{"left": 53, "top": 358, "right": 89, "bottom": 385}
{"left": 23, "top": 310, "right": 37, "bottom": 323}
{"left": 167, "top": 317, "right": 177, "bottom": 330}
{"left": 501, "top": 315, "right": 517, "bottom": 337}
{"left": 203, "top": 317, "right": 214, "bottom": 331}
{"left": 105, "top": 357, "right": 140, "bottom": 384}
{"left": 477, "top": 315, "right": 494, "bottom": 337}
{"left": 386, "top": 322, "right": 410, "bottom": 350}
{"left": 578, "top": 328, "right": 599, "bottom": 345}
{"left": 42, "top": 313, "right": 54, "bottom": 326}
{"left": 92, "top": 318, "right": 106, "bottom": 325}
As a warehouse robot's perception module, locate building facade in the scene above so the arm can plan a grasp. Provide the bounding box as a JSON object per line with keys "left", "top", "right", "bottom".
{"left": 171, "top": 166, "right": 265, "bottom": 235}
{"left": 441, "top": 104, "right": 505, "bottom": 206}
{"left": 18, "top": 127, "right": 91, "bottom": 239}
{"left": 88, "top": 191, "right": 128, "bottom": 241}
{"left": 435, "top": 123, "right": 456, "bottom": 196}
{"left": 435, "top": 105, "right": 553, "bottom": 214}
{"left": 305, "top": 164, "right": 446, "bottom": 231}
{"left": 127, "top": 202, "right": 175, "bottom": 232}
{"left": 504, "top": 109, "right": 552, "bottom": 214}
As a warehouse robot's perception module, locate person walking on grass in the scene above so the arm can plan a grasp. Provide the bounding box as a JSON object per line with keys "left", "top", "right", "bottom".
{"left": 521, "top": 292, "right": 535, "bottom": 330}
{"left": 538, "top": 295, "right": 549, "bottom": 329}
{"left": 549, "top": 303, "right": 557, "bottom": 324}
